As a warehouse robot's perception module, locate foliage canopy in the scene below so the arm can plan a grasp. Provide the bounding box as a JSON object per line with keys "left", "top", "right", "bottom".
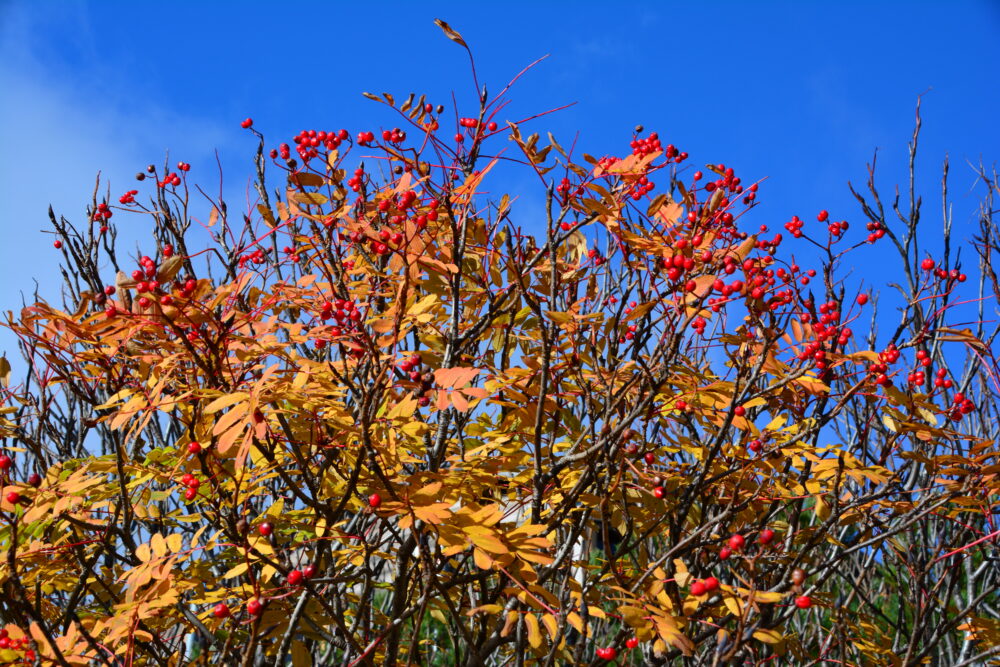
{"left": 0, "top": 22, "right": 998, "bottom": 667}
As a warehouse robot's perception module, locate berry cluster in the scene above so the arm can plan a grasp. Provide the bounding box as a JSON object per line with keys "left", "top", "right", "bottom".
{"left": 785, "top": 215, "right": 804, "bottom": 238}
{"left": 0, "top": 629, "right": 36, "bottom": 663}
{"left": 689, "top": 575, "right": 720, "bottom": 596}
{"left": 239, "top": 248, "right": 268, "bottom": 269}
{"left": 347, "top": 167, "right": 366, "bottom": 193}
{"left": 869, "top": 343, "right": 901, "bottom": 385}
{"left": 586, "top": 248, "right": 606, "bottom": 266}
{"left": 290, "top": 128, "right": 350, "bottom": 162}
{"left": 399, "top": 354, "right": 434, "bottom": 407}
{"left": 948, "top": 392, "right": 976, "bottom": 421}
{"left": 628, "top": 131, "right": 662, "bottom": 158}
{"left": 159, "top": 171, "right": 182, "bottom": 188}
{"left": 92, "top": 202, "right": 113, "bottom": 222}
{"left": 865, "top": 220, "right": 886, "bottom": 243}
{"left": 180, "top": 472, "right": 200, "bottom": 501}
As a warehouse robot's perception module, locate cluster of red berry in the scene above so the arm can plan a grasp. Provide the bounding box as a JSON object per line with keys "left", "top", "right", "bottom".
{"left": 689, "top": 575, "right": 721, "bottom": 596}
{"left": 822, "top": 213, "right": 849, "bottom": 239}
{"left": 869, "top": 343, "right": 901, "bottom": 386}
{"left": 454, "top": 116, "right": 498, "bottom": 144}
{"left": 347, "top": 166, "right": 366, "bottom": 193}
{"left": 92, "top": 201, "right": 114, "bottom": 222}
{"left": 288, "top": 128, "right": 350, "bottom": 162}
{"left": 180, "top": 472, "right": 200, "bottom": 501}
{"left": 238, "top": 248, "right": 268, "bottom": 269}
{"left": 398, "top": 354, "right": 434, "bottom": 407}
{"left": 0, "top": 629, "right": 36, "bottom": 663}
{"left": 785, "top": 215, "right": 805, "bottom": 238}
{"left": 159, "top": 171, "right": 183, "bottom": 188}
{"left": 948, "top": 392, "right": 976, "bottom": 421}
{"left": 920, "top": 257, "right": 968, "bottom": 283}
{"left": 586, "top": 248, "right": 606, "bottom": 266}
{"left": 319, "top": 298, "right": 363, "bottom": 326}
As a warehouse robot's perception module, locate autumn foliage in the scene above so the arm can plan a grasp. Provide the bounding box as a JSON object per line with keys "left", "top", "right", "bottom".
{"left": 1, "top": 21, "right": 998, "bottom": 666}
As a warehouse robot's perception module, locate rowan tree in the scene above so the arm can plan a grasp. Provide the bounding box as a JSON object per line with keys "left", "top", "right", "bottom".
{"left": 0, "top": 21, "right": 997, "bottom": 666}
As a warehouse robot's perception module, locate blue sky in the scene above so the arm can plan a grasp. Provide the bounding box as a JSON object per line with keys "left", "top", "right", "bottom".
{"left": 0, "top": 1, "right": 998, "bottom": 364}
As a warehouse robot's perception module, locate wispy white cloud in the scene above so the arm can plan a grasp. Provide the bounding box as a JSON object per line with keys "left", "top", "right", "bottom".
{"left": 0, "top": 2, "right": 234, "bottom": 367}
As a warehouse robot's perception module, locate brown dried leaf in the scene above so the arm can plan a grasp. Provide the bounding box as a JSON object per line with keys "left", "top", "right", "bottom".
{"left": 434, "top": 18, "right": 468, "bottom": 47}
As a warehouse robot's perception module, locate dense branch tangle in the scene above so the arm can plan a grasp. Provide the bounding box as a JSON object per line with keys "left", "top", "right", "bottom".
{"left": 0, "top": 31, "right": 997, "bottom": 667}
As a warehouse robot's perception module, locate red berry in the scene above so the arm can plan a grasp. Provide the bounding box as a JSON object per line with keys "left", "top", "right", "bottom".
{"left": 183, "top": 487, "right": 197, "bottom": 501}
{"left": 53, "top": 240, "right": 63, "bottom": 249}
{"left": 703, "top": 576, "right": 719, "bottom": 592}
{"left": 625, "top": 638, "right": 639, "bottom": 649}
{"left": 719, "top": 546, "right": 732, "bottom": 560}
{"left": 303, "top": 564, "right": 317, "bottom": 579}
{"left": 258, "top": 522, "right": 273, "bottom": 537}
{"left": 643, "top": 452, "right": 656, "bottom": 465}
{"left": 856, "top": 294, "right": 869, "bottom": 305}
{"left": 240, "top": 118, "right": 253, "bottom": 129}
{"left": 817, "top": 210, "right": 829, "bottom": 222}
{"left": 728, "top": 534, "right": 745, "bottom": 550}
{"left": 368, "top": 493, "right": 382, "bottom": 508}
{"left": 6, "top": 491, "right": 21, "bottom": 504}
{"left": 758, "top": 528, "right": 775, "bottom": 545}
{"left": 921, "top": 258, "right": 935, "bottom": 271}
{"left": 0, "top": 455, "right": 11, "bottom": 470}
{"left": 287, "top": 569, "right": 304, "bottom": 586}
{"left": 690, "top": 580, "right": 707, "bottom": 596}
{"left": 596, "top": 647, "right": 617, "bottom": 660}
{"left": 653, "top": 486, "right": 665, "bottom": 499}
{"left": 213, "top": 602, "right": 230, "bottom": 618}
{"left": 794, "top": 595, "right": 812, "bottom": 609}
{"left": 733, "top": 405, "right": 746, "bottom": 417}
{"left": 246, "top": 599, "right": 263, "bottom": 616}
{"left": 187, "top": 441, "right": 202, "bottom": 455}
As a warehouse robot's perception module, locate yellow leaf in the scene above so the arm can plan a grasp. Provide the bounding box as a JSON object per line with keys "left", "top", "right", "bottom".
{"left": 524, "top": 613, "right": 543, "bottom": 649}
{"left": 150, "top": 533, "right": 167, "bottom": 557}
{"left": 501, "top": 611, "right": 518, "bottom": 637}
{"left": 289, "top": 192, "right": 329, "bottom": 206}
{"left": 155, "top": 256, "right": 184, "bottom": 282}
{"left": 222, "top": 562, "right": 249, "bottom": 580}
{"left": 673, "top": 559, "right": 691, "bottom": 587}
{"left": 465, "top": 526, "right": 508, "bottom": 555}
{"left": 401, "top": 421, "right": 430, "bottom": 438}
{"left": 540, "top": 613, "right": 559, "bottom": 640}
{"left": 388, "top": 395, "right": 417, "bottom": 420}
{"left": 165, "top": 533, "right": 183, "bottom": 553}
{"left": 474, "top": 547, "right": 494, "bottom": 570}
{"left": 467, "top": 604, "right": 503, "bottom": 616}
{"left": 205, "top": 392, "right": 249, "bottom": 415}
{"left": 814, "top": 494, "right": 831, "bottom": 521}
{"left": 257, "top": 204, "right": 277, "bottom": 227}
{"left": 434, "top": 367, "right": 480, "bottom": 388}
{"left": 753, "top": 628, "right": 783, "bottom": 644}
